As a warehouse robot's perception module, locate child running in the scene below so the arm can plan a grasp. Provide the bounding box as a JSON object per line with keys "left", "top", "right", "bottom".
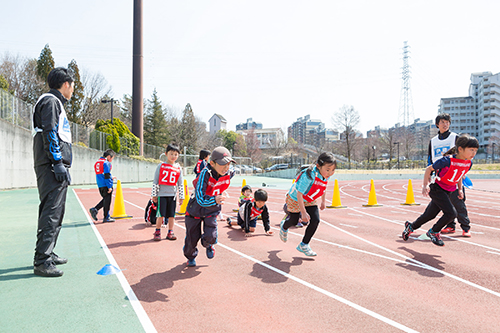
{"left": 279, "top": 152, "right": 336, "bottom": 256}
{"left": 151, "top": 144, "right": 184, "bottom": 241}
{"left": 402, "top": 134, "right": 478, "bottom": 246}
{"left": 228, "top": 189, "right": 273, "bottom": 237}
{"left": 184, "top": 147, "right": 235, "bottom": 267}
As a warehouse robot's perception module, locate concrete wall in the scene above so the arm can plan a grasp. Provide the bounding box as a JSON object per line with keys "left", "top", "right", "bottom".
{"left": 0, "top": 118, "right": 158, "bottom": 190}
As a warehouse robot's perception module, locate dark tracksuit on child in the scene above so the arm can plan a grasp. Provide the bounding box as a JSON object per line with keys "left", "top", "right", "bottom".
{"left": 411, "top": 156, "right": 472, "bottom": 233}
{"left": 32, "top": 89, "right": 72, "bottom": 266}
{"left": 183, "top": 165, "right": 234, "bottom": 261}
{"left": 428, "top": 130, "right": 470, "bottom": 232}
{"left": 94, "top": 157, "right": 114, "bottom": 220}
{"left": 237, "top": 200, "right": 270, "bottom": 234}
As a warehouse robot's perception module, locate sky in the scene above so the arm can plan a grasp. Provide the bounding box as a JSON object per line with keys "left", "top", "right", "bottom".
{"left": 1, "top": 0, "right": 499, "bottom": 136}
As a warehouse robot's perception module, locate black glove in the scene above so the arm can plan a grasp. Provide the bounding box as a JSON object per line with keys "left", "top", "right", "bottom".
{"left": 53, "top": 163, "right": 68, "bottom": 182}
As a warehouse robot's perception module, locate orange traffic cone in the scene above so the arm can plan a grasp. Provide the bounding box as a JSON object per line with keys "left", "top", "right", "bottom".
{"left": 327, "top": 179, "right": 346, "bottom": 208}
{"left": 363, "top": 179, "right": 382, "bottom": 207}
{"left": 176, "top": 179, "right": 190, "bottom": 215}
{"left": 401, "top": 179, "right": 420, "bottom": 206}
{"left": 111, "top": 180, "right": 133, "bottom": 219}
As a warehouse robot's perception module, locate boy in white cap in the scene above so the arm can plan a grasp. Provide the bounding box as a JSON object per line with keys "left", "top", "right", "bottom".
{"left": 183, "top": 146, "right": 235, "bottom": 267}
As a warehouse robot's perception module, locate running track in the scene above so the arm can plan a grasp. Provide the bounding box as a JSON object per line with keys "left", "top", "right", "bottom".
{"left": 74, "top": 179, "right": 500, "bottom": 333}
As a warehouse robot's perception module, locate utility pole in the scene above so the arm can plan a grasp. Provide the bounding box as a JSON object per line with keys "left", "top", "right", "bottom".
{"left": 399, "top": 41, "right": 414, "bottom": 127}
{"left": 132, "top": 0, "right": 144, "bottom": 155}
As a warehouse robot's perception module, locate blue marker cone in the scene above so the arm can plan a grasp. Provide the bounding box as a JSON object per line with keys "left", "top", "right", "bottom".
{"left": 97, "top": 264, "right": 122, "bottom": 276}
{"left": 463, "top": 176, "right": 473, "bottom": 189}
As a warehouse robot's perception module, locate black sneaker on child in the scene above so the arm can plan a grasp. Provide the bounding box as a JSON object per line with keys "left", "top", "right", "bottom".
{"left": 426, "top": 229, "right": 445, "bottom": 246}
{"left": 402, "top": 221, "right": 414, "bottom": 241}
{"left": 34, "top": 261, "right": 63, "bottom": 277}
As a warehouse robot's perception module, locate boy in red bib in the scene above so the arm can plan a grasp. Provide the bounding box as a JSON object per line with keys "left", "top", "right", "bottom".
{"left": 402, "top": 134, "right": 478, "bottom": 246}
{"left": 235, "top": 189, "right": 273, "bottom": 237}
{"left": 151, "top": 144, "right": 184, "bottom": 241}
{"left": 90, "top": 149, "right": 116, "bottom": 223}
{"left": 184, "top": 147, "right": 235, "bottom": 267}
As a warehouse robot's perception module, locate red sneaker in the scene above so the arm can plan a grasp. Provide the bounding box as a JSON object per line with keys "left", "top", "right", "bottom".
{"left": 153, "top": 230, "right": 161, "bottom": 241}
{"left": 441, "top": 227, "right": 455, "bottom": 234}
{"left": 462, "top": 230, "right": 472, "bottom": 237}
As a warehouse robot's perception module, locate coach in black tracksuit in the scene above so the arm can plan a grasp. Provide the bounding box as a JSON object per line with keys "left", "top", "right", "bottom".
{"left": 32, "top": 68, "right": 74, "bottom": 277}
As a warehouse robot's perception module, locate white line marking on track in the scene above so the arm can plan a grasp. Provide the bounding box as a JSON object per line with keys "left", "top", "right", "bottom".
{"left": 320, "top": 212, "right": 500, "bottom": 299}
{"left": 487, "top": 251, "right": 500, "bottom": 256}
{"left": 122, "top": 198, "right": 418, "bottom": 332}
{"left": 73, "top": 190, "right": 157, "bottom": 333}
{"left": 339, "top": 223, "right": 358, "bottom": 228}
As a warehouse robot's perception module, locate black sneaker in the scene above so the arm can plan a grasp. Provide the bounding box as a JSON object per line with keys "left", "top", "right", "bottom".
{"left": 426, "top": 229, "right": 445, "bottom": 246}
{"left": 103, "top": 217, "right": 115, "bottom": 223}
{"left": 51, "top": 253, "right": 68, "bottom": 265}
{"left": 89, "top": 207, "right": 98, "bottom": 221}
{"left": 34, "top": 261, "right": 63, "bottom": 277}
{"left": 402, "top": 221, "right": 414, "bottom": 241}
{"left": 206, "top": 245, "right": 215, "bottom": 259}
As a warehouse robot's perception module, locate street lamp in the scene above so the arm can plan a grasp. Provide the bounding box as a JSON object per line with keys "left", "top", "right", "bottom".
{"left": 372, "top": 145, "right": 376, "bottom": 162}
{"left": 493, "top": 143, "right": 496, "bottom": 163}
{"left": 101, "top": 98, "right": 115, "bottom": 124}
{"left": 393, "top": 142, "right": 400, "bottom": 169}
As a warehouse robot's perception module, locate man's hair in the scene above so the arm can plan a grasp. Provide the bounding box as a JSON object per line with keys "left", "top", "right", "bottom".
{"left": 47, "top": 67, "right": 75, "bottom": 89}
{"left": 166, "top": 144, "right": 180, "bottom": 154}
{"left": 435, "top": 113, "right": 452, "bottom": 128}
{"left": 254, "top": 189, "right": 268, "bottom": 202}
{"left": 199, "top": 149, "right": 211, "bottom": 160}
{"left": 103, "top": 149, "right": 115, "bottom": 158}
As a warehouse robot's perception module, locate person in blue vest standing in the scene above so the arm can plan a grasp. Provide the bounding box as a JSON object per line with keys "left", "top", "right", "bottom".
{"left": 90, "top": 149, "right": 117, "bottom": 223}
{"left": 32, "top": 67, "right": 74, "bottom": 277}
{"left": 428, "top": 114, "right": 472, "bottom": 237}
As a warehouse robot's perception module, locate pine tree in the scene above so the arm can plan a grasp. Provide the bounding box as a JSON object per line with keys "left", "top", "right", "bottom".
{"left": 66, "top": 59, "right": 84, "bottom": 123}
{"left": 37, "top": 44, "right": 55, "bottom": 82}
{"left": 179, "top": 103, "right": 197, "bottom": 153}
{"left": 143, "top": 89, "right": 169, "bottom": 147}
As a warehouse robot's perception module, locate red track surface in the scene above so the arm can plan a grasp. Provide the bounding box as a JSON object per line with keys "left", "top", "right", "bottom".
{"left": 75, "top": 179, "right": 500, "bottom": 333}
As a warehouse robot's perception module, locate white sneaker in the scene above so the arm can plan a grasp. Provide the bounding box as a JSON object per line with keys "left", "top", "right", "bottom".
{"left": 296, "top": 243, "right": 317, "bottom": 256}
{"left": 279, "top": 220, "right": 288, "bottom": 243}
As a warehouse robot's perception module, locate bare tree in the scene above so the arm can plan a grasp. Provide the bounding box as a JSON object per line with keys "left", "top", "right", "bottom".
{"left": 80, "top": 69, "right": 113, "bottom": 126}
{"left": 332, "top": 105, "right": 360, "bottom": 168}
{"left": 0, "top": 53, "right": 46, "bottom": 104}
{"left": 380, "top": 128, "right": 396, "bottom": 164}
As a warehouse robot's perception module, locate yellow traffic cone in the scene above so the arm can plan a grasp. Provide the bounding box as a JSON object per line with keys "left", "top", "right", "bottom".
{"left": 233, "top": 179, "right": 247, "bottom": 212}
{"left": 327, "top": 179, "right": 347, "bottom": 208}
{"left": 401, "top": 179, "right": 420, "bottom": 206}
{"left": 111, "top": 180, "right": 133, "bottom": 219}
{"left": 363, "top": 179, "right": 382, "bottom": 207}
{"left": 176, "top": 179, "right": 190, "bottom": 215}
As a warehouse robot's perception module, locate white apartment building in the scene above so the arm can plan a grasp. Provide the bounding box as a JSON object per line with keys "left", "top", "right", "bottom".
{"left": 439, "top": 71, "right": 500, "bottom": 147}
{"left": 236, "top": 127, "right": 284, "bottom": 149}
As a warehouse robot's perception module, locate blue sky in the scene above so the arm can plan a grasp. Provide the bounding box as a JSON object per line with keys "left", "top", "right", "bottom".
{"left": 1, "top": 0, "right": 499, "bottom": 135}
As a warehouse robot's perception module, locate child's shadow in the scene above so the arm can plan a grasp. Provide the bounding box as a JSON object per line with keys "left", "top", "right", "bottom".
{"left": 396, "top": 246, "right": 446, "bottom": 278}
{"left": 250, "top": 250, "right": 314, "bottom": 284}
{"left": 130, "top": 263, "right": 205, "bottom": 303}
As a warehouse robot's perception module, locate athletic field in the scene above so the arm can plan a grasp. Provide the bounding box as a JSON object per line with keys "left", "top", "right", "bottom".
{"left": 1, "top": 175, "right": 499, "bottom": 332}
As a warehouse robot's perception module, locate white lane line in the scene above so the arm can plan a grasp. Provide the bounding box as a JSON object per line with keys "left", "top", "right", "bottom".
{"left": 487, "top": 251, "right": 500, "bottom": 256}
{"left": 320, "top": 213, "right": 500, "bottom": 299}
{"left": 217, "top": 242, "right": 418, "bottom": 333}
{"left": 73, "top": 190, "right": 157, "bottom": 333}
{"left": 123, "top": 199, "right": 417, "bottom": 332}
{"left": 339, "top": 223, "right": 358, "bottom": 228}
